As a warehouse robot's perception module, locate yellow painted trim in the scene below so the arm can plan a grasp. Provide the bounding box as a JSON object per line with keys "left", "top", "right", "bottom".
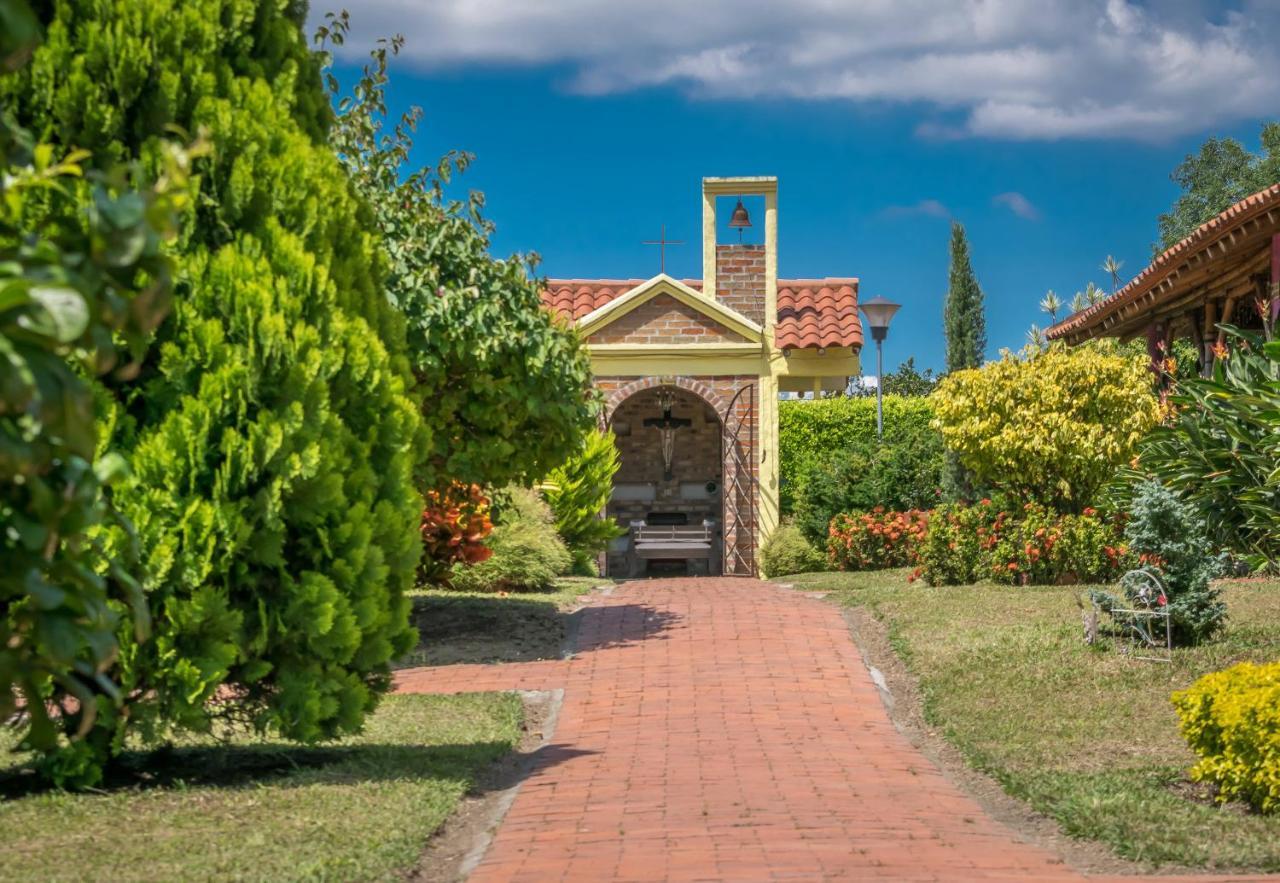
{"left": 703, "top": 176, "right": 778, "bottom": 196}
{"left": 578, "top": 274, "right": 763, "bottom": 343}
{"left": 590, "top": 342, "right": 763, "bottom": 357}
{"left": 590, "top": 352, "right": 766, "bottom": 377}
{"left": 776, "top": 347, "right": 861, "bottom": 378}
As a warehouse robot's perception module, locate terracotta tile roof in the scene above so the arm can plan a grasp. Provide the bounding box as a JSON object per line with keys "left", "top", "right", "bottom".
{"left": 542, "top": 277, "right": 862, "bottom": 350}
{"left": 776, "top": 279, "right": 862, "bottom": 350}
{"left": 1046, "top": 182, "right": 1280, "bottom": 343}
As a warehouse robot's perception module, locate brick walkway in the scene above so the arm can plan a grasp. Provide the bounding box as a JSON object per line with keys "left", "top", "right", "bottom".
{"left": 394, "top": 579, "right": 1267, "bottom": 882}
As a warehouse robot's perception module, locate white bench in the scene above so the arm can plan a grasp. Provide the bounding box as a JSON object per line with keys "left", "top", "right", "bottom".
{"left": 628, "top": 521, "right": 721, "bottom": 577}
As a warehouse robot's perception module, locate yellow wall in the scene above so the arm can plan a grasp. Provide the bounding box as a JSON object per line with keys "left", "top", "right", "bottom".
{"left": 584, "top": 177, "right": 862, "bottom": 564}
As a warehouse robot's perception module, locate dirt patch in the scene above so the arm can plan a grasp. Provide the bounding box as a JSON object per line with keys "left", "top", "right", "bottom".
{"left": 841, "top": 605, "right": 1174, "bottom": 878}
{"left": 409, "top": 689, "right": 563, "bottom": 882}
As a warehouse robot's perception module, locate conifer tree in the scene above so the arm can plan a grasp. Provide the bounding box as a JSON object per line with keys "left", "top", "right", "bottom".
{"left": 942, "top": 222, "right": 987, "bottom": 501}
{"left": 943, "top": 221, "right": 986, "bottom": 372}
{"left": 2, "top": 0, "right": 422, "bottom": 781}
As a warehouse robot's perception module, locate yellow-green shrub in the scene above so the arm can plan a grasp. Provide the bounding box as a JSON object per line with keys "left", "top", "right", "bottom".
{"left": 1172, "top": 661, "right": 1280, "bottom": 813}
{"left": 932, "top": 344, "right": 1159, "bottom": 511}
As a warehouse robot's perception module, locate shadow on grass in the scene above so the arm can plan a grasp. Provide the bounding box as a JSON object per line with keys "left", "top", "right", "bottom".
{"left": 401, "top": 593, "right": 568, "bottom": 667}
{"left": 0, "top": 738, "right": 596, "bottom": 801}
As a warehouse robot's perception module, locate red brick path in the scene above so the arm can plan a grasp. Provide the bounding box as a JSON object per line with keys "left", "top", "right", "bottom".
{"left": 394, "top": 579, "right": 1267, "bottom": 882}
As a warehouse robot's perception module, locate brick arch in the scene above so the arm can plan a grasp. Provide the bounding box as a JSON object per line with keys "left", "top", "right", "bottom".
{"left": 603, "top": 376, "right": 730, "bottom": 424}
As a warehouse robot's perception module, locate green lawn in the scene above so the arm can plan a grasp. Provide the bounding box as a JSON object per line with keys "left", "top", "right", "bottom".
{"left": 399, "top": 576, "right": 607, "bottom": 667}
{"left": 0, "top": 693, "right": 522, "bottom": 882}
{"left": 783, "top": 569, "right": 1280, "bottom": 871}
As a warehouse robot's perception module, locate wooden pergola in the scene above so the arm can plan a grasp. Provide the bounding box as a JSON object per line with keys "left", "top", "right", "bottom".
{"left": 1047, "top": 183, "right": 1280, "bottom": 375}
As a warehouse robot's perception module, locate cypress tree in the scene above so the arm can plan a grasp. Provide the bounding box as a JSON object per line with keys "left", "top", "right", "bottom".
{"left": 3, "top": 0, "right": 422, "bottom": 781}
{"left": 944, "top": 221, "right": 986, "bottom": 372}
{"left": 942, "top": 221, "right": 987, "bottom": 501}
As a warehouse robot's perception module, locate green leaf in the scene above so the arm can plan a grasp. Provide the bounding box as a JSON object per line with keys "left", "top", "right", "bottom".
{"left": 21, "top": 286, "right": 90, "bottom": 343}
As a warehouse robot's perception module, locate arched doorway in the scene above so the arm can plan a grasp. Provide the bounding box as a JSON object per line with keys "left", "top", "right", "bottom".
{"left": 606, "top": 385, "right": 724, "bottom": 577}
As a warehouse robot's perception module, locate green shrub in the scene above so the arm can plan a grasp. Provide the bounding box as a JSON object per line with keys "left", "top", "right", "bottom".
{"left": 933, "top": 345, "right": 1159, "bottom": 511}
{"left": 986, "top": 502, "right": 1130, "bottom": 586}
{"left": 789, "top": 417, "right": 943, "bottom": 543}
{"left": 918, "top": 500, "right": 1128, "bottom": 587}
{"left": 4, "top": 1, "right": 422, "bottom": 780}
{"left": 780, "top": 395, "right": 938, "bottom": 513}
{"left": 1173, "top": 660, "right": 1280, "bottom": 813}
{"left": 1138, "top": 325, "right": 1280, "bottom": 569}
{"left": 323, "top": 21, "right": 596, "bottom": 489}
{"left": 919, "top": 503, "right": 995, "bottom": 585}
{"left": 0, "top": 17, "right": 199, "bottom": 779}
{"left": 828, "top": 509, "right": 929, "bottom": 571}
{"left": 760, "top": 521, "right": 826, "bottom": 578}
{"left": 1111, "top": 480, "right": 1225, "bottom": 643}
{"left": 450, "top": 487, "right": 572, "bottom": 592}
{"left": 541, "top": 429, "right": 625, "bottom": 575}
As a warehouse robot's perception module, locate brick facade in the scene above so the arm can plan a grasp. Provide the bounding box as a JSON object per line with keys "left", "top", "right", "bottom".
{"left": 596, "top": 374, "right": 759, "bottom": 576}
{"left": 588, "top": 293, "right": 748, "bottom": 345}
{"left": 715, "top": 244, "right": 766, "bottom": 325}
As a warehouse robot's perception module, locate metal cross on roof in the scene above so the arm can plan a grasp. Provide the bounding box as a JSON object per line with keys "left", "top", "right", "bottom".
{"left": 642, "top": 224, "right": 684, "bottom": 275}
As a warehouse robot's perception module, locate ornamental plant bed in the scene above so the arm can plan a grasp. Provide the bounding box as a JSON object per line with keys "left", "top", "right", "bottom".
{"left": 826, "top": 501, "right": 1130, "bottom": 587}
{"left": 783, "top": 569, "right": 1280, "bottom": 872}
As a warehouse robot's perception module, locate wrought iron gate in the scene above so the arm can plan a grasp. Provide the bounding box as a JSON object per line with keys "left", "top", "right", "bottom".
{"left": 721, "top": 384, "right": 757, "bottom": 575}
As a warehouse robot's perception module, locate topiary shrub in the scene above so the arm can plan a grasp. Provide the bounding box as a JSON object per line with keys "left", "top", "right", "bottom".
{"left": 1173, "top": 660, "right": 1280, "bottom": 813}
{"left": 1105, "top": 480, "right": 1225, "bottom": 644}
{"left": 760, "top": 521, "right": 826, "bottom": 578}
{"left": 3, "top": 1, "right": 423, "bottom": 781}
{"left": 541, "top": 429, "right": 624, "bottom": 576}
{"left": 827, "top": 509, "right": 929, "bottom": 571}
{"left": 933, "top": 344, "right": 1159, "bottom": 512}
{"left": 449, "top": 486, "right": 572, "bottom": 592}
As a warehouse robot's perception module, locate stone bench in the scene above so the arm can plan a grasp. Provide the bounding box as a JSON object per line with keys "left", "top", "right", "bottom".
{"left": 628, "top": 522, "right": 721, "bottom": 577}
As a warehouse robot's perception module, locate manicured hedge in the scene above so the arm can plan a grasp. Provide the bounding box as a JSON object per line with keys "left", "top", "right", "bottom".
{"left": 1173, "top": 661, "right": 1280, "bottom": 814}
{"left": 779, "top": 395, "right": 937, "bottom": 512}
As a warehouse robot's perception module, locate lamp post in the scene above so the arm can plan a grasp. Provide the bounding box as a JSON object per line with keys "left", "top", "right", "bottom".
{"left": 858, "top": 295, "right": 901, "bottom": 440}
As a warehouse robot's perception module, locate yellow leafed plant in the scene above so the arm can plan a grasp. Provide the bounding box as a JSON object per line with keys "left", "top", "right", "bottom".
{"left": 1172, "top": 660, "right": 1280, "bottom": 813}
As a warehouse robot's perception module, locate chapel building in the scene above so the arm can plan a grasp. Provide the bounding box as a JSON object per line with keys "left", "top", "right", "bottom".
{"left": 542, "top": 177, "right": 863, "bottom": 577}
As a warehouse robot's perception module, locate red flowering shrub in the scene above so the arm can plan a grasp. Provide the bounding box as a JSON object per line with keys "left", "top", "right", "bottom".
{"left": 986, "top": 502, "right": 1130, "bottom": 585}
{"left": 918, "top": 502, "right": 1001, "bottom": 584}
{"left": 830, "top": 499, "right": 1131, "bottom": 586}
{"left": 828, "top": 508, "right": 930, "bottom": 571}
{"left": 419, "top": 482, "right": 493, "bottom": 583}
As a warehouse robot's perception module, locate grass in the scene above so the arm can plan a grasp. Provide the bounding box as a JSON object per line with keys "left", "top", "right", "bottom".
{"left": 0, "top": 692, "right": 522, "bottom": 882}
{"left": 399, "top": 576, "right": 607, "bottom": 667}
{"left": 783, "top": 568, "right": 1280, "bottom": 871}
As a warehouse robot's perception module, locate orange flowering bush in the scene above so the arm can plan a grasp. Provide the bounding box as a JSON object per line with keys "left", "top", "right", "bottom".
{"left": 828, "top": 508, "right": 930, "bottom": 571}
{"left": 986, "top": 502, "right": 1131, "bottom": 586}
{"left": 419, "top": 482, "right": 493, "bottom": 583}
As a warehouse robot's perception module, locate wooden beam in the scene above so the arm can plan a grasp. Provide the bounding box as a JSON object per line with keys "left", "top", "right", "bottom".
{"left": 1271, "top": 232, "right": 1280, "bottom": 324}
{"left": 1202, "top": 299, "right": 1218, "bottom": 376}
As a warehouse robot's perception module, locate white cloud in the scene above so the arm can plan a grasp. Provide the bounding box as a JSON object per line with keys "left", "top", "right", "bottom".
{"left": 882, "top": 199, "right": 951, "bottom": 219}
{"left": 315, "top": 0, "right": 1280, "bottom": 141}
{"left": 993, "top": 191, "right": 1040, "bottom": 220}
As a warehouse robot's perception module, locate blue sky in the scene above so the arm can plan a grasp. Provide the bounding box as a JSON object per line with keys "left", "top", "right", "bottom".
{"left": 317, "top": 1, "right": 1278, "bottom": 372}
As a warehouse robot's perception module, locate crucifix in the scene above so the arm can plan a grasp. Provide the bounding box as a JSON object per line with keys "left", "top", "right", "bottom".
{"left": 642, "top": 224, "right": 684, "bottom": 275}
{"left": 642, "top": 388, "right": 691, "bottom": 480}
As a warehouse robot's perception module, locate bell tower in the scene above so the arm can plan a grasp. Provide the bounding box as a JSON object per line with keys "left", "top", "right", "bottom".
{"left": 701, "top": 177, "right": 777, "bottom": 329}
